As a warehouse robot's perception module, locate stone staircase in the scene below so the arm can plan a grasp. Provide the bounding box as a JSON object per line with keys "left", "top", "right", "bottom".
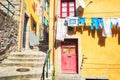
{"left": 0, "top": 50, "right": 52, "bottom": 80}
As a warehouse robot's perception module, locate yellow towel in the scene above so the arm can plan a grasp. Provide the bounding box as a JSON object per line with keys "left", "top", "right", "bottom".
{"left": 86, "top": 18, "right": 91, "bottom": 26}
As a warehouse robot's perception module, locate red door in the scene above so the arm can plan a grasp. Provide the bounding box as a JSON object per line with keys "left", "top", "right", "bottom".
{"left": 61, "top": 39, "right": 78, "bottom": 73}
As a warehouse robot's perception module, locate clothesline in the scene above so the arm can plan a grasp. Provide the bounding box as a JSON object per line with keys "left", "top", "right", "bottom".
{"left": 56, "top": 17, "right": 120, "bottom": 41}
{"left": 66, "top": 17, "right": 120, "bottom": 27}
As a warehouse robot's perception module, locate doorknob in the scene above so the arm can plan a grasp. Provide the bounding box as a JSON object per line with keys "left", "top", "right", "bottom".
{"left": 68, "top": 55, "right": 71, "bottom": 57}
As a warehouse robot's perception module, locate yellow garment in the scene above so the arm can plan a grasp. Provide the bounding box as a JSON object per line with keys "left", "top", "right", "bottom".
{"left": 86, "top": 18, "right": 91, "bottom": 26}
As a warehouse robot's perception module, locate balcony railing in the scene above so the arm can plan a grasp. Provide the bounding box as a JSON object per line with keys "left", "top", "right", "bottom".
{"left": 0, "top": 0, "right": 15, "bottom": 16}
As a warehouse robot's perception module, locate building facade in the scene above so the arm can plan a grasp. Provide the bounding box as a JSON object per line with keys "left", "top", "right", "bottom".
{"left": 49, "top": 0, "right": 120, "bottom": 80}
{"left": 18, "top": 0, "right": 40, "bottom": 51}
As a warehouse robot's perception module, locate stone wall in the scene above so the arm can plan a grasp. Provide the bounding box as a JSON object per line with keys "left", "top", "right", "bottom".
{"left": 0, "top": 9, "right": 18, "bottom": 54}
{"left": 0, "top": 0, "right": 21, "bottom": 54}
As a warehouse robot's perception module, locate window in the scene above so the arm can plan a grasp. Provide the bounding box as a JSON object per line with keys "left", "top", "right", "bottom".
{"left": 44, "top": 17, "right": 49, "bottom": 27}
{"left": 44, "top": 0, "right": 49, "bottom": 14}
{"left": 60, "top": 0, "right": 76, "bottom": 18}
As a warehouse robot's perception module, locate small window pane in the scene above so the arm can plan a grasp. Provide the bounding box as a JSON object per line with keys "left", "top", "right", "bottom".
{"left": 62, "top": 7, "right": 67, "bottom": 12}
{"left": 69, "top": 2, "right": 74, "bottom": 6}
{"left": 69, "top": 7, "right": 74, "bottom": 11}
{"left": 63, "top": 48, "right": 69, "bottom": 54}
{"left": 62, "top": 12, "right": 67, "bottom": 17}
{"left": 62, "top": 2, "right": 67, "bottom": 7}
{"left": 69, "top": 12, "right": 74, "bottom": 16}
{"left": 70, "top": 47, "right": 76, "bottom": 54}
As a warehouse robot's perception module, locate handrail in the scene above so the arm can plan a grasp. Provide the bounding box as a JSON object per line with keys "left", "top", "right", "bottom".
{"left": 41, "top": 49, "right": 51, "bottom": 80}
{"left": 6, "top": 0, "right": 15, "bottom": 8}
{"left": 0, "top": 0, "right": 15, "bottom": 16}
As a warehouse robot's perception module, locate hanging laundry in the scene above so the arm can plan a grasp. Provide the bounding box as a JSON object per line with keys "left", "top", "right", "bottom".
{"left": 91, "top": 18, "right": 104, "bottom": 30}
{"left": 67, "top": 17, "right": 78, "bottom": 26}
{"left": 98, "top": 18, "right": 104, "bottom": 28}
{"left": 110, "top": 18, "right": 119, "bottom": 28}
{"left": 64, "top": 17, "right": 68, "bottom": 26}
{"left": 78, "top": 17, "right": 86, "bottom": 27}
{"left": 86, "top": 18, "right": 91, "bottom": 26}
{"left": 29, "top": 31, "right": 39, "bottom": 46}
{"left": 102, "top": 19, "right": 112, "bottom": 37}
{"left": 117, "top": 18, "right": 120, "bottom": 27}
{"left": 78, "top": 0, "right": 86, "bottom": 8}
{"left": 56, "top": 18, "right": 67, "bottom": 41}
{"left": 91, "top": 18, "right": 100, "bottom": 30}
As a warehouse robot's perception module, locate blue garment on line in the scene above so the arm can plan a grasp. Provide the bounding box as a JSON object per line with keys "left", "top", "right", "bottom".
{"left": 110, "top": 22, "right": 119, "bottom": 28}
{"left": 110, "top": 22, "right": 113, "bottom": 29}
{"left": 91, "top": 18, "right": 104, "bottom": 30}
{"left": 116, "top": 22, "right": 119, "bottom": 28}
{"left": 98, "top": 18, "right": 104, "bottom": 28}
{"left": 78, "top": 17, "right": 86, "bottom": 27}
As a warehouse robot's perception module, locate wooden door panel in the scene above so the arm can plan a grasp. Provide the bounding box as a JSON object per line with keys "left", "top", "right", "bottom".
{"left": 70, "top": 55, "right": 77, "bottom": 73}
{"left": 62, "top": 54, "right": 71, "bottom": 73}
{"left": 61, "top": 43, "right": 78, "bottom": 73}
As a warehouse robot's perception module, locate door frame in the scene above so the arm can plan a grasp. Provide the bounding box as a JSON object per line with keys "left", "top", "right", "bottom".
{"left": 61, "top": 39, "right": 78, "bottom": 73}
{"left": 22, "top": 13, "right": 29, "bottom": 48}
{"left": 22, "top": 12, "right": 30, "bottom": 50}
{"left": 56, "top": 35, "right": 82, "bottom": 75}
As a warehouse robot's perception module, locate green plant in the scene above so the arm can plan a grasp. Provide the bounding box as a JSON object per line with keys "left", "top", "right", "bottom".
{"left": 3, "top": 56, "right": 8, "bottom": 59}
{"left": 52, "top": 67, "right": 55, "bottom": 80}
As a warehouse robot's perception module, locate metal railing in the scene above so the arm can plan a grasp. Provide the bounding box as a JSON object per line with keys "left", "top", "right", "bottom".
{"left": 0, "top": 0, "right": 15, "bottom": 16}
{"left": 41, "top": 49, "right": 51, "bottom": 80}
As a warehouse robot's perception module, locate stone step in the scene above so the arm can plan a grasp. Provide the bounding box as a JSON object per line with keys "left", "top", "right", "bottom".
{"left": 7, "top": 57, "right": 45, "bottom": 62}
{"left": 55, "top": 77, "right": 85, "bottom": 80}
{"left": 57, "top": 78, "right": 85, "bottom": 80}
{"left": 55, "top": 74, "right": 84, "bottom": 80}
{"left": 2, "top": 59, "right": 45, "bottom": 63}
{"left": 8, "top": 54, "right": 45, "bottom": 57}
{"left": 0, "top": 63, "right": 43, "bottom": 67}
{"left": 8, "top": 55, "right": 45, "bottom": 59}
{"left": 1, "top": 60, "right": 44, "bottom": 67}
{"left": 9, "top": 51, "right": 46, "bottom": 57}
{"left": 0, "top": 61, "right": 43, "bottom": 67}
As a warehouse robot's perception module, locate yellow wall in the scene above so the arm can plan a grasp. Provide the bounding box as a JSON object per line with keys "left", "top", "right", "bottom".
{"left": 80, "top": 0, "right": 120, "bottom": 80}
{"left": 24, "top": 0, "right": 40, "bottom": 36}
{"left": 83, "top": 0, "right": 120, "bottom": 17}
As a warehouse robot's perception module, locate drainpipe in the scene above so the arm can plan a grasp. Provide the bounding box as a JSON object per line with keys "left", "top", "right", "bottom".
{"left": 49, "top": 0, "right": 55, "bottom": 68}
{"left": 53, "top": 0, "right": 56, "bottom": 75}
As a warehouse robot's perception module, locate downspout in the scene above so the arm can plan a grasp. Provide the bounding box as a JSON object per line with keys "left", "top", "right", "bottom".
{"left": 53, "top": 0, "right": 56, "bottom": 76}
{"left": 49, "top": 0, "right": 55, "bottom": 68}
